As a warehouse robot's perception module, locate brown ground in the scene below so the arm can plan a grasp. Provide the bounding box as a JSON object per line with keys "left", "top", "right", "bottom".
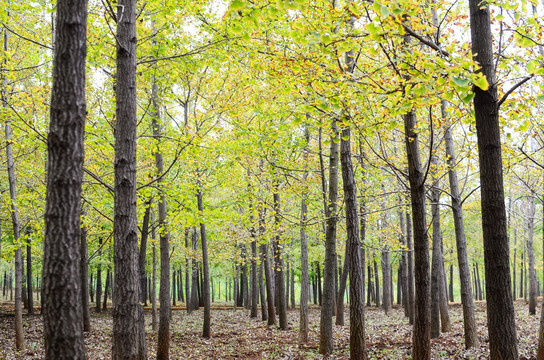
{"left": 0, "top": 300, "right": 540, "bottom": 359}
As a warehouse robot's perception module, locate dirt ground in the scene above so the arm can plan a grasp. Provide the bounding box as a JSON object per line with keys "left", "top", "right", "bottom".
{"left": 0, "top": 300, "right": 540, "bottom": 359}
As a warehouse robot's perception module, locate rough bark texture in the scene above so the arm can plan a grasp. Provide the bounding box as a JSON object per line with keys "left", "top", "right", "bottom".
{"left": 299, "top": 127, "right": 310, "bottom": 343}
{"left": 319, "top": 119, "right": 339, "bottom": 355}
{"left": 260, "top": 203, "right": 275, "bottom": 325}
{"left": 155, "top": 109, "right": 171, "bottom": 359}
{"left": 273, "top": 189, "right": 287, "bottom": 330}
{"left": 539, "top": 299, "right": 544, "bottom": 359}
{"left": 41, "top": 0, "right": 88, "bottom": 356}
{"left": 445, "top": 124, "right": 478, "bottom": 348}
{"left": 26, "top": 244, "right": 33, "bottom": 314}
{"left": 468, "top": 1, "right": 519, "bottom": 358}
{"left": 3, "top": 23, "right": 24, "bottom": 353}
{"left": 81, "top": 224, "right": 91, "bottom": 332}
{"left": 113, "top": 0, "right": 146, "bottom": 357}
{"left": 340, "top": 128, "right": 367, "bottom": 359}
{"left": 527, "top": 195, "right": 537, "bottom": 315}
{"left": 403, "top": 109, "right": 431, "bottom": 360}
{"left": 382, "top": 250, "right": 391, "bottom": 315}
{"left": 406, "top": 211, "right": 415, "bottom": 325}
{"left": 198, "top": 187, "right": 211, "bottom": 338}
{"left": 249, "top": 196, "right": 258, "bottom": 319}
{"left": 139, "top": 202, "right": 151, "bottom": 305}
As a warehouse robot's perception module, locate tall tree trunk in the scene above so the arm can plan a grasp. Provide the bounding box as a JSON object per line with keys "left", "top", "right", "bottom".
{"left": 172, "top": 271, "right": 176, "bottom": 307}
{"left": 317, "top": 262, "right": 322, "bottom": 306}
{"left": 319, "top": 118, "right": 339, "bottom": 355}
{"left": 399, "top": 209, "right": 409, "bottom": 318}
{"left": 406, "top": 211, "right": 415, "bottom": 325}
{"left": 468, "top": 1, "right": 518, "bottom": 357}
{"left": 403, "top": 108, "right": 431, "bottom": 359}
{"left": 139, "top": 201, "right": 151, "bottom": 305}
{"left": 113, "top": 0, "right": 145, "bottom": 357}
{"left": 259, "top": 259, "right": 267, "bottom": 321}
{"left": 96, "top": 238, "right": 102, "bottom": 312}
{"left": 445, "top": 117, "right": 479, "bottom": 348}
{"left": 249, "top": 191, "right": 258, "bottom": 319}
{"left": 430, "top": 148, "right": 451, "bottom": 336}
{"left": 41, "top": 0, "right": 88, "bottom": 355}
{"left": 299, "top": 126, "right": 310, "bottom": 342}
{"left": 103, "top": 267, "right": 110, "bottom": 310}
{"left": 153, "top": 87, "right": 171, "bottom": 360}
{"left": 152, "top": 214, "right": 158, "bottom": 331}
{"left": 382, "top": 250, "right": 391, "bottom": 315}
{"left": 340, "top": 127, "right": 367, "bottom": 359}
{"left": 336, "top": 249, "right": 349, "bottom": 326}
{"left": 374, "top": 259, "right": 380, "bottom": 308}
{"left": 3, "top": 23, "right": 24, "bottom": 351}
{"left": 197, "top": 185, "right": 211, "bottom": 338}
{"left": 26, "top": 243, "right": 33, "bottom": 315}
{"left": 513, "top": 226, "right": 517, "bottom": 298}
{"left": 185, "top": 228, "right": 191, "bottom": 314}
{"left": 527, "top": 194, "right": 537, "bottom": 315}
{"left": 273, "top": 187, "right": 287, "bottom": 330}
{"left": 81, "top": 223, "right": 91, "bottom": 332}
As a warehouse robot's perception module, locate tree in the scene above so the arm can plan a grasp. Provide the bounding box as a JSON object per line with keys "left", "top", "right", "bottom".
{"left": 340, "top": 126, "right": 367, "bottom": 360}
{"left": 112, "top": 0, "right": 146, "bottom": 357}
{"left": 468, "top": 1, "right": 518, "bottom": 358}
{"left": 42, "top": 0, "right": 88, "bottom": 356}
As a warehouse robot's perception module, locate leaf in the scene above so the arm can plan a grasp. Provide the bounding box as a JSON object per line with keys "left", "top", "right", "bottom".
{"left": 452, "top": 77, "right": 470, "bottom": 87}
{"left": 473, "top": 74, "right": 489, "bottom": 91}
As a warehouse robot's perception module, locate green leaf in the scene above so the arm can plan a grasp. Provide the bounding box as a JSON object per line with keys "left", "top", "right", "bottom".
{"left": 452, "top": 77, "right": 470, "bottom": 87}
{"left": 527, "top": 60, "right": 539, "bottom": 74}
{"left": 230, "top": 0, "right": 244, "bottom": 11}
{"left": 461, "top": 92, "right": 475, "bottom": 104}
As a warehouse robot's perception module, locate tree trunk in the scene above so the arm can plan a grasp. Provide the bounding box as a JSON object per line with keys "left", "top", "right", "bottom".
{"left": 152, "top": 216, "right": 158, "bottom": 331}
{"left": 259, "top": 259, "right": 268, "bottom": 322}
{"left": 336, "top": 249, "right": 349, "bottom": 326}
{"left": 172, "top": 270, "right": 176, "bottom": 307}
{"left": 317, "top": 262, "right": 322, "bottom": 306}
{"left": 449, "top": 265, "right": 454, "bottom": 302}
{"left": 382, "top": 250, "right": 391, "bottom": 315}
{"left": 41, "top": 0, "right": 88, "bottom": 355}
{"left": 319, "top": 119, "right": 339, "bottom": 355}
{"left": 374, "top": 259, "right": 380, "bottom": 308}
{"left": 139, "top": 201, "right": 151, "bottom": 306}
{"left": 81, "top": 223, "right": 91, "bottom": 332}
{"left": 153, "top": 86, "right": 171, "bottom": 359}
{"left": 2, "top": 26, "right": 24, "bottom": 352}
{"left": 527, "top": 195, "right": 537, "bottom": 315}
{"left": 403, "top": 108, "right": 431, "bottom": 359}
{"left": 113, "top": 0, "right": 145, "bottom": 357}
{"left": 103, "top": 267, "right": 110, "bottom": 310}
{"left": 367, "top": 265, "right": 373, "bottom": 307}
{"left": 399, "top": 209, "right": 409, "bottom": 318}
{"left": 273, "top": 188, "right": 287, "bottom": 330}
{"left": 197, "top": 186, "right": 211, "bottom": 338}
{"left": 340, "top": 127, "right": 367, "bottom": 359}
{"left": 96, "top": 239, "right": 102, "bottom": 312}
{"left": 26, "top": 243, "right": 33, "bottom": 315}
{"left": 406, "top": 211, "right": 415, "bottom": 325}
{"left": 468, "top": 1, "right": 518, "bottom": 357}
{"left": 299, "top": 126, "right": 310, "bottom": 342}
{"left": 249, "top": 194, "right": 258, "bottom": 319}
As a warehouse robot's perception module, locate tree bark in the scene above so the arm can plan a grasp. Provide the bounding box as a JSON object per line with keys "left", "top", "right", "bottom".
{"left": 113, "top": 0, "right": 145, "bottom": 357}
{"left": 340, "top": 127, "right": 367, "bottom": 359}
{"left": 468, "top": 1, "right": 518, "bottom": 357}
{"left": 527, "top": 194, "right": 537, "bottom": 315}
{"left": 3, "top": 26, "right": 24, "bottom": 352}
{"left": 319, "top": 118, "right": 339, "bottom": 355}
{"left": 403, "top": 109, "right": 431, "bottom": 359}
{"left": 197, "top": 185, "right": 211, "bottom": 338}
{"left": 249, "top": 190, "right": 258, "bottom": 319}
{"left": 445, "top": 117, "right": 479, "bottom": 348}
{"left": 139, "top": 201, "right": 151, "bottom": 305}
{"left": 152, "top": 214, "right": 157, "bottom": 331}
{"left": 41, "top": 0, "right": 88, "bottom": 355}
{"left": 382, "top": 250, "right": 391, "bottom": 315}
{"left": 96, "top": 238, "right": 102, "bottom": 312}
{"left": 299, "top": 127, "right": 310, "bottom": 343}
{"left": 103, "top": 267, "right": 110, "bottom": 310}
{"left": 26, "top": 243, "right": 33, "bottom": 315}
{"left": 273, "top": 188, "right": 287, "bottom": 330}
{"left": 406, "top": 211, "right": 415, "bottom": 325}
{"left": 81, "top": 223, "right": 91, "bottom": 332}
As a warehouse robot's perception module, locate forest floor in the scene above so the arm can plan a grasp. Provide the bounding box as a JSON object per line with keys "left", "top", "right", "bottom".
{"left": 0, "top": 299, "right": 540, "bottom": 359}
